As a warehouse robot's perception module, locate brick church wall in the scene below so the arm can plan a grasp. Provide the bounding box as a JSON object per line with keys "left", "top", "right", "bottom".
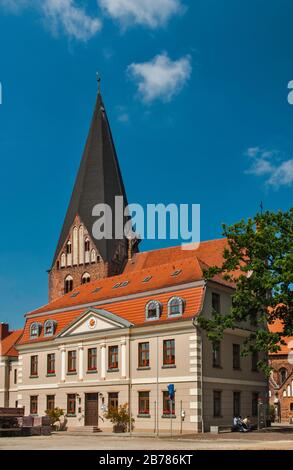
{"left": 269, "top": 355, "right": 293, "bottom": 422}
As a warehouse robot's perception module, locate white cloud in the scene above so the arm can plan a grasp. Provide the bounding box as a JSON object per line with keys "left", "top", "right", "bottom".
{"left": 0, "top": 0, "right": 102, "bottom": 41}
{"left": 245, "top": 147, "right": 293, "bottom": 189}
{"left": 127, "top": 52, "right": 192, "bottom": 103}
{"left": 98, "top": 0, "right": 184, "bottom": 28}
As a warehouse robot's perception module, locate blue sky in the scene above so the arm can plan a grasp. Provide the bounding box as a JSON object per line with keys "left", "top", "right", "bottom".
{"left": 0, "top": 0, "right": 292, "bottom": 328}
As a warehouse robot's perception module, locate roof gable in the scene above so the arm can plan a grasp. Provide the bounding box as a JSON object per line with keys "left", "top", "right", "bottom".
{"left": 57, "top": 308, "right": 133, "bottom": 338}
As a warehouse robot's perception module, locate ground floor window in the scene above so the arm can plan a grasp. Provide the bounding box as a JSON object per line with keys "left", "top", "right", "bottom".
{"left": 30, "top": 395, "right": 38, "bottom": 415}
{"left": 162, "top": 391, "right": 175, "bottom": 416}
{"left": 233, "top": 392, "right": 241, "bottom": 417}
{"left": 67, "top": 394, "right": 76, "bottom": 416}
{"left": 252, "top": 392, "right": 259, "bottom": 417}
{"left": 108, "top": 392, "right": 119, "bottom": 412}
{"left": 138, "top": 391, "right": 150, "bottom": 415}
{"left": 46, "top": 395, "right": 55, "bottom": 412}
{"left": 213, "top": 390, "right": 222, "bottom": 417}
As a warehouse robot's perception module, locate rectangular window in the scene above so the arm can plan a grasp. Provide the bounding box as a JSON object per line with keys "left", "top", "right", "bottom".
{"left": 14, "top": 369, "right": 17, "bottom": 384}
{"left": 163, "top": 339, "right": 175, "bottom": 365}
{"left": 68, "top": 350, "right": 77, "bottom": 373}
{"left": 88, "top": 348, "right": 97, "bottom": 371}
{"left": 108, "top": 346, "right": 119, "bottom": 369}
{"left": 138, "top": 391, "right": 150, "bottom": 415}
{"left": 162, "top": 391, "right": 175, "bottom": 416}
{"left": 252, "top": 392, "right": 259, "bottom": 417}
{"left": 47, "top": 353, "right": 55, "bottom": 375}
{"left": 30, "top": 395, "right": 38, "bottom": 415}
{"left": 67, "top": 394, "right": 76, "bottom": 415}
{"left": 46, "top": 395, "right": 55, "bottom": 411}
{"left": 138, "top": 342, "right": 150, "bottom": 368}
{"left": 108, "top": 392, "right": 119, "bottom": 412}
{"left": 212, "top": 341, "right": 221, "bottom": 368}
{"left": 30, "top": 355, "right": 38, "bottom": 377}
{"left": 213, "top": 391, "right": 222, "bottom": 417}
{"left": 212, "top": 292, "right": 221, "bottom": 314}
{"left": 251, "top": 351, "right": 259, "bottom": 371}
{"left": 233, "top": 392, "right": 241, "bottom": 417}
{"left": 233, "top": 344, "right": 241, "bottom": 370}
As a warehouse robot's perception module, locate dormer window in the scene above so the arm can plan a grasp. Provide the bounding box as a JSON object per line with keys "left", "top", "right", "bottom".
{"left": 145, "top": 300, "right": 162, "bottom": 321}
{"left": 64, "top": 275, "right": 73, "bottom": 294}
{"left": 82, "top": 272, "right": 91, "bottom": 284}
{"left": 44, "top": 320, "right": 56, "bottom": 337}
{"left": 30, "top": 322, "right": 41, "bottom": 339}
{"left": 168, "top": 297, "right": 184, "bottom": 317}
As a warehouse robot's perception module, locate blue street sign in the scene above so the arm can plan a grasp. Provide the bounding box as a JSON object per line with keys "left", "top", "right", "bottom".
{"left": 167, "top": 384, "right": 175, "bottom": 400}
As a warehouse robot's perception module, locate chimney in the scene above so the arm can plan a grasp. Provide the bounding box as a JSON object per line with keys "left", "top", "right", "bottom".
{"left": 0, "top": 323, "right": 9, "bottom": 341}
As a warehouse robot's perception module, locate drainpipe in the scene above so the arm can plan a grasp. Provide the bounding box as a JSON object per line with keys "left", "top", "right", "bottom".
{"left": 192, "top": 281, "right": 207, "bottom": 434}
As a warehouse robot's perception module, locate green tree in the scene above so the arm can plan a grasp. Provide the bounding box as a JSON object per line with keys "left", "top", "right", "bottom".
{"left": 198, "top": 208, "right": 293, "bottom": 374}
{"left": 104, "top": 403, "right": 134, "bottom": 433}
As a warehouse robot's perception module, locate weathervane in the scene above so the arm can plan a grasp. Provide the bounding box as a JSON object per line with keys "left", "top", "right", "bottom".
{"left": 96, "top": 72, "right": 101, "bottom": 94}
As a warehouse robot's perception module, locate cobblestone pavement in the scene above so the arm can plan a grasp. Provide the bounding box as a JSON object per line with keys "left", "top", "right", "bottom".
{"left": 0, "top": 431, "right": 293, "bottom": 450}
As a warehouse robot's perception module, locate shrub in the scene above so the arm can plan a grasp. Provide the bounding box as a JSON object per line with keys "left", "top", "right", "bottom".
{"left": 104, "top": 403, "right": 134, "bottom": 433}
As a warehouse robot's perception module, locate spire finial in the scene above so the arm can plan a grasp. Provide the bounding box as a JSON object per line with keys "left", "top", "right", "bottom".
{"left": 96, "top": 72, "right": 101, "bottom": 94}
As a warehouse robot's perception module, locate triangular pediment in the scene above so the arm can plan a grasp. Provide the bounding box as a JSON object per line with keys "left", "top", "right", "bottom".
{"left": 57, "top": 308, "right": 133, "bottom": 338}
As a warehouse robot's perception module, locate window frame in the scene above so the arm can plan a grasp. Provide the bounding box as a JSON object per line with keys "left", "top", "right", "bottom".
{"left": 30, "top": 355, "right": 38, "bottom": 377}
{"left": 108, "top": 345, "right": 119, "bottom": 370}
{"left": 47, "top": 353, "right": 56, "bottom": 375}
{"left": 162, "top": 390, "right": 175, "bottom": 417}
{"left": 67, "top": 394, "right": 76, "bottom": 416}
{"left": 108, "top": 392, "right": 119, "bottom": 412}
{"left": 44, "top": 320, "right": 56, "bottom": 337}
{"left": 30, "top": 322, "right": 41, "bottom": 339}
{"left": 252, "top": 392, "right": 259, "bottom": 417}
{"left": 68, "top": 350, "right": 77, "bottom": 373}
{"left": 145, "top": 300, "right": 161, "bottom": 321}
{"left": 46, "top": 395, "right": 55, "bottom": 412}
{"left": 212, "top": 341, "right": 221, "bottom": 368}
{"left": 233, "top": 391, "right": 241, "bottom": 417}
{"left": 138, "top": 391, "right": 150, "bottom": 416}
{"left": 213, "top": 390, "right": 222, "bottom": 418}
{"left": 30, "top": 395, "right": 38, "bottom": 415}
{"left": 87, "top": 347, "right": 97, "bottom": 371}
{"left": 251, "top": 351, "right": 259, "bottom": 372}
{"left": 138, "top": 342, "right": 150, "bottom": 368}
{"left": 163, "top": 339, "right": 175, "bottom": 366}
{"left": 167, "top": 296, "right": 184, "bottom": 317}
{"left": 232, "top": 344, "right": 241, "bottom": 370}
{"left": 212, "top": 292, "right": 221, "bottom": 314}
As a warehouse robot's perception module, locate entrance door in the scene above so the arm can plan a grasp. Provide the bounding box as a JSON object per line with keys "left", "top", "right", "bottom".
{"left": 85, "top": 393, "right": 99, "bottom": 426}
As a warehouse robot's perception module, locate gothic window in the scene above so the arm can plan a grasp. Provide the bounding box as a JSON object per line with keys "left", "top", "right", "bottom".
{"left": 44, "top": 320, "right": 56, "bottom": 337}
{"left": 145, "top": 300, "right": 162, "bottom": 321}
{"left": 167, "top": 297, "right": 184, "bottom": 317}
{"left": 81, "top": 272, "right": 91, "bottom": 284}
{"left": 60, "top": 253, "right": 66, "bottom": 268}
{"left": 30, "top": 322, "right": 41, "bottom": 339}
{"left": 66, "top": 241, "right": 72, "bottom": 254}
{"left": 85, "top": 239, "right": 90, "bottom": 252}
{"left": 279, "top": 368, "right": 288, "bottom": 384}
{"left": 64, "top": 275, "right": 73, "bottom": 294}
{"left": 72, "top": 227, "right": 78, "bottom": 265}
{"left": 91, "top": 249, "right": 96, "bottom": 263}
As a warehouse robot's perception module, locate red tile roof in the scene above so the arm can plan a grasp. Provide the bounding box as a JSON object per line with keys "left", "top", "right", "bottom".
{"left": 269, "top": 319, "right": 293, "bottom": 355}
{"left": 19, "top": 239, "right": 232, "bottom": 346}
{"left": 0, "top": 329, "right": 23, "bottom": 357}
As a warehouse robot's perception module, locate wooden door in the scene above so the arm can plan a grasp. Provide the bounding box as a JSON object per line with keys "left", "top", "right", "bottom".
{"left": 85, "top": 393, "right": 99, "bottom": 426}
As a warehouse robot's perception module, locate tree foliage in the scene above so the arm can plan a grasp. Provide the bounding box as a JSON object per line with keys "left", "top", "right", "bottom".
{"left": 198, "top": 208, "right": 293, "bottom": 374}
{"left": 104, "top": 403, "right": 134, "bottom": 432}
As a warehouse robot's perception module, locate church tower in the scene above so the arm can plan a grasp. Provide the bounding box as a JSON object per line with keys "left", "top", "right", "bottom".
{"left": 48, "top": 83, "right": 137, "bottom": 301}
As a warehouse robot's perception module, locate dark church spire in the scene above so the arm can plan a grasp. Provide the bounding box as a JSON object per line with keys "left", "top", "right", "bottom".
{"left": 50, "top": 80, "right": 133, "bottom": 301}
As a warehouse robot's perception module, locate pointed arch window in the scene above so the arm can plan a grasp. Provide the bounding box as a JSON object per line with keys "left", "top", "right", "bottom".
{"left": 66, "top": 241, "right": 72, "bottom": 254}
{"left": 91, "top": 249, "right": 96, "bottom": 264}
{"left": 167, "top": 297, "right": 185, "bottom": 317}
{"left": 30, "top": 322, "right": 41, "bottom": 339}
{"left": 279, "top": 368, "right": 288, "bottom": 384}
{"left": 81, "top": 272, "right": 91, "bottom": 284}
{"left": 85, "top": 239, "right": 90, "bottom": 252}
{"left": 60, "top": 253, "right": 66, "bottom": 268}
{"left": 64, "top": 275, "right": 73, "bottom": 294}
{"left": 145, "top": 300, "right": 162, "bottom": 321}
